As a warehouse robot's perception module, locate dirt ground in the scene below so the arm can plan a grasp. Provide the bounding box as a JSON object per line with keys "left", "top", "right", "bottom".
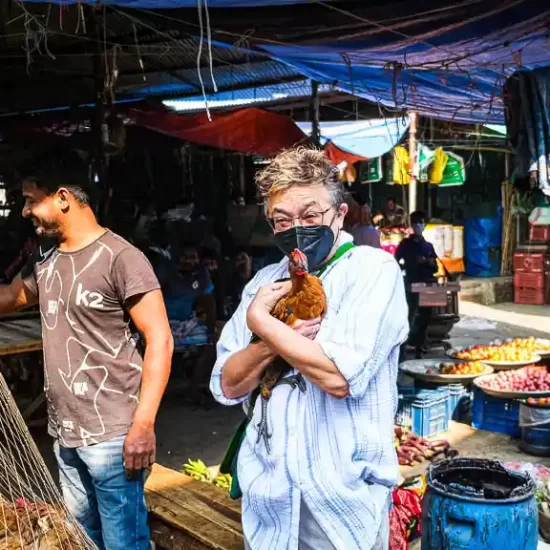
{"left": 32, "top": 309, "right": 550, "bottom": 481}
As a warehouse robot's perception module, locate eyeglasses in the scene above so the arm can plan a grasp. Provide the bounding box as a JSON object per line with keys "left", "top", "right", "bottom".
{"left": 268, "top": 207, "right": 334, "bottom": 233}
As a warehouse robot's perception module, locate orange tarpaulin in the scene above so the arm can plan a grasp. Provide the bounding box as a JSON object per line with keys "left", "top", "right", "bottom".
{"left": 130, "top": 107, "right": 307, "bottom": 157}
{"left": 324, "top": 141, "right": 368, "bottom": 166}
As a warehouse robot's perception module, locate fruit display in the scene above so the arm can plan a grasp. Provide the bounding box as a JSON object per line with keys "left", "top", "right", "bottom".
{"left": 454, "top": 344, "right": 536, "bottom": 363}
{"left": 394, "top": 426, "right": 455, "bottom": 467}
{"left": 526, "top": 397, "right": 550, "bottom": 406}
{"left": 438, "top": 361, "right": 486, "bottom": 375}
{"left": 182, "top": 458, "right": 232, "bottom": 493}
{"left": 476, "top": 366, "right": 550, "bottom": 392}
{"left": 508, "top": 337, "right": 550, "bottom": 354}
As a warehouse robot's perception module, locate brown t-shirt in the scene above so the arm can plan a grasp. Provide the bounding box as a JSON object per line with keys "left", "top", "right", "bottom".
{"left": 21, "top": 231, "right": 160, "bottom": 448}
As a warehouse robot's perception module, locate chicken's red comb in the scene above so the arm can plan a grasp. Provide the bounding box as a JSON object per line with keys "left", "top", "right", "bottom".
{"left": 290, "top": 248, "right": 308, "bottom": 269}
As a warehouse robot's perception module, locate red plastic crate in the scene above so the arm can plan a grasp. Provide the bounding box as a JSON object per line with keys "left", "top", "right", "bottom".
{"left": 514, "top": 271, "right": 546, "bottom": 289}
{"left": 514, "top": 286, "right": 547, "bottom": 305}
{"left": 514, "top": 252, "right": 549, "bottom": 273}
{"left": 530, "top": 224, "right": 550, "bottom": 242}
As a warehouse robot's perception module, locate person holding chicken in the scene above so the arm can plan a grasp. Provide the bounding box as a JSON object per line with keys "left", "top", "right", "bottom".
{"left": 210, "top": 147, "right": 408, "bottom": 550}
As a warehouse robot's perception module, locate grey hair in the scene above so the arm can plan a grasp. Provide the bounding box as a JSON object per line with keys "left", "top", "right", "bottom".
{"left": 256, "top": 147, "right": 345, "bottom": 212}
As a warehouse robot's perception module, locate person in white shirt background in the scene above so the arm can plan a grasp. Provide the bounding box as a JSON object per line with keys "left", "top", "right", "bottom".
{"left": 211, "top": 147, "right": 408, "bottom": 550}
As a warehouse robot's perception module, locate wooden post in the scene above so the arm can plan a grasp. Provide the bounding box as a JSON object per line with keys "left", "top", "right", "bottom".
{"left": 408, "top": 112, "right": 418, "bottom": 214}
{"left": 310, "top": 81, "right": 321, "bottom": 147}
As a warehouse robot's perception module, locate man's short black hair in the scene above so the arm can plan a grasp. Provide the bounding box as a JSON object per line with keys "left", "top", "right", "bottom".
{"left": 22, "top": 148, "right": 91, "bottom": 206}
{"left": 200, "top": 247, "right": 218, "bottom": 261}
{"left": 387, "top": 196, "right": 397, "bottom": 204}
{"left": 410, "top": 210, "right": 427, "bottom": 224}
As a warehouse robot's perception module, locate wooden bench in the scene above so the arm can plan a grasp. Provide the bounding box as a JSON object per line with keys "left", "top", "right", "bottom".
{"left": 145, "top": 464, "right": 243, "bottom": 550}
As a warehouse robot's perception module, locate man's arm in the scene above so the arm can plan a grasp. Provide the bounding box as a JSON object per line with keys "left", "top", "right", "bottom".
{"left": 123, "top": 289, "right": 173, "bottom": 477}
{"left": 0, "top": 276, "right": 38, "bottom": 315}
{"left": 249, "top": 257, "right": 408, "bottom": 400}
{"left": 220, "top": 340, "right": 276, "bottom": 399}
{"left": 251, "top": 316, "right": 348, "bottom": 398}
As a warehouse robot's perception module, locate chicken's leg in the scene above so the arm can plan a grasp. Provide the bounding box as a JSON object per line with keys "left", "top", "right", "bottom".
{"left": 256, "top": 374, "right": 306, "bottom": 454}
{"left": 256, "top": 397, "right": 272, "bottom": 453}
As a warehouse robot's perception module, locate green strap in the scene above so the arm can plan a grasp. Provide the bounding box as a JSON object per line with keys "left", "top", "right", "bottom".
{"left": 316, "top": 241, "right": 355, "bottom": 277}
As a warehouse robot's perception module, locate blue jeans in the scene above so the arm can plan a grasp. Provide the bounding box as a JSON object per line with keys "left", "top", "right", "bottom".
{"left": 54, "top": 434, "right": 150, "bottom": 550}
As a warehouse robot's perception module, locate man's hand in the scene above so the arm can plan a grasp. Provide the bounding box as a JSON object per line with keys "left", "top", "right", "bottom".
{"left": 123, "top": 421, "right": 156, "bottom": 479}
{"left": 247, "top": 281, "right": 291, "bottom": 334}
{"left": 292, "top": 318, "right": 321, "bottom": 340}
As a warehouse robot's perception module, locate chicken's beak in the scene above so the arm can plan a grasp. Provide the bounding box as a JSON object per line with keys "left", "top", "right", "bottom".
{"left": 290, "top": 248, "right": 308, "bottom": 273}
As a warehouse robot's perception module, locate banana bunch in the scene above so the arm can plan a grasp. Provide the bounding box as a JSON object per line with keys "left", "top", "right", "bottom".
{"left": 213, "top": 473, "right": 232, "bottom": 491}
{"left": 182, "top": 459, "right": 211, "bottom": 482}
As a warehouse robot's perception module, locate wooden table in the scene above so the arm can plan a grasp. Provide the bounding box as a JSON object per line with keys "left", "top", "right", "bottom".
{"left": 0, "top": 312, "right": 42, "bottom": 356}
{"left": 400, "top": 421, "right": 550, "bottom": 481}
{"left": 145, "top": 464, "right": 243, "bottom": 550}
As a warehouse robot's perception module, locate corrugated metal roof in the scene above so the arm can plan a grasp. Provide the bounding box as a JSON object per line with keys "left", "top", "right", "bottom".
{"left": 0, "top": 4, "right": 305, "bottom": 113}
{"left": 164, "top": 80, "right": 334, "bottom": 110}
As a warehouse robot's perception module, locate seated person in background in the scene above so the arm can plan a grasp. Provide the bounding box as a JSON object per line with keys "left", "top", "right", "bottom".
{"left": 395, "top": 211, "right": 438, "bottom": 359}
{"left": 373, "top": 196, "right": 406, "bottom": 228}
{"left": 349, "top": 203, "right": 381, "bottom": 248}
{"left": 201, "top": 247, "right": 227, "bottom": 323}
{"left": 225, "top": 248, "right": 253, "bottom": 318}
{"left": 163, "top": 244, "right": 216, "bottom": 346}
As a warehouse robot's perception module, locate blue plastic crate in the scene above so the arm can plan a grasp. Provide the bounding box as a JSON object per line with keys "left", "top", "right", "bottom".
{"left": 472, "top": 387, "right": 520, "bottom": 437}
{"left": 448, "top": 384, "right": 472, "bottom": 422}
{"left": 396, "top": 386, "right": 449, "bottom": 438}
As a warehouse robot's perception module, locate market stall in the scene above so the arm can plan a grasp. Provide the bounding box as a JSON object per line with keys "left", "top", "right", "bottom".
{"left": 396, "top": 336, "right": 550, "bottom": 548}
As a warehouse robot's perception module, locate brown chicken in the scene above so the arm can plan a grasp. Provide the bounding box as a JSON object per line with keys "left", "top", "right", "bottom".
{"left": 253, "top": 248, "right": 327, "bottom": 452}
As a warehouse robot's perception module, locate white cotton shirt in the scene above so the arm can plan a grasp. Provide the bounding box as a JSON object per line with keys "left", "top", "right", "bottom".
{"left": 210, "top": 231, "right": 409, "bottom": 550}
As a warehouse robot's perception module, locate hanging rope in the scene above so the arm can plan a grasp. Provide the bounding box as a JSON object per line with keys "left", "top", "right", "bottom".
{"left": 196, "top": 0, "right": 212, "bottom": 121}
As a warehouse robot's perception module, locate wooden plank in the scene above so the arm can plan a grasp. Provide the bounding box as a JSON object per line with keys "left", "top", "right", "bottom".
{"left": 145, "top": 464, "right": 243, "bottom": 550}
{"left": 0, "top": 339, "right": 43, "bottom": 356}
{"left": 0, "top": 316, "right": 42, "bottom": 356}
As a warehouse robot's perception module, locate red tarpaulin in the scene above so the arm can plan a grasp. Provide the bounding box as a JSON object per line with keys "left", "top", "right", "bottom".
{"left": 129, "top": 107, "right": 307, "bottom": 157}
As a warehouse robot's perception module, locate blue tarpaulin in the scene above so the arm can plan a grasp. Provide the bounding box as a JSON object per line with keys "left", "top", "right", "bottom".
{"left": 20, "top": 1, "right": 550, "bottom": 124}
{"left": 505, "top": 67, "right": 550, "bottom": 196}
{"left": 295, "top": 118, "right": 409, "bottom": 159}
{"left": 23, "top": 0, "right": 307, "bottom": 5}
{"left": 260, "top": 7, "right": 550, "bottom": 124}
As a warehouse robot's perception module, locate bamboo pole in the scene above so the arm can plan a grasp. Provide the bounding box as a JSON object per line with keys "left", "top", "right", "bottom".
{"left": 408, "top": 112, "right": 418, "bottom": 214}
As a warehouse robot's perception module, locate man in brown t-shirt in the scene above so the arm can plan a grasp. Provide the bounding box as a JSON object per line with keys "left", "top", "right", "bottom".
{"left": 0, "top": 152, "right": 173, "bottom": 550}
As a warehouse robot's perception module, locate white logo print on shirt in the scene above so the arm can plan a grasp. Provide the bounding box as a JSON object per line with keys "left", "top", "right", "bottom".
{"left": 73, "top": 382, "right": 89, "bottom": 396}
{"left": 75, "top": 283, "right": 104, "bottom": 309}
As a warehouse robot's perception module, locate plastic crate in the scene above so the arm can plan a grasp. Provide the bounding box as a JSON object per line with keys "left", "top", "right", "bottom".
{"left": 472, "top": 387, "right": 520, "bottom": 437}
{"left": 529, "top": 224, "right": 550, "bottom": 243}
{"left": 396, "top": 386, "right": 449, "bottom": 438}
{"left": 448, "top": 384, "right": 471, "bottom": 422}
{"left": 519, "top": 403, "right": 550, "bottom": 456}
{"left": 514, "top": 286, "right": 547, "bottom": 305}
{"left": 514, "top": 271, "right": 546, "bottom": 289}
{"left": 514, "top": 252, "right": 549, "bottom": 273}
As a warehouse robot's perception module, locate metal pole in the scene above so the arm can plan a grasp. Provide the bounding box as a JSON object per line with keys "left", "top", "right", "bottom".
{"left": 408, "top": 112, "right": 418, "bottom": 214}
{"left": 310, "top": 80, "right": 321, "bottom": 147}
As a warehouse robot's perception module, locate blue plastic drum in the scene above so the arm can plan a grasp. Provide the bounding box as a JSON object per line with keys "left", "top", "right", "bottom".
{"left": 421, "top": 458, "right": 538, "bottom": 549}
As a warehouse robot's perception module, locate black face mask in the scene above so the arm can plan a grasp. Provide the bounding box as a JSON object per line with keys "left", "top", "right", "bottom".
{"left": 274, "top": 225, "right": 336, "bottom": 272}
